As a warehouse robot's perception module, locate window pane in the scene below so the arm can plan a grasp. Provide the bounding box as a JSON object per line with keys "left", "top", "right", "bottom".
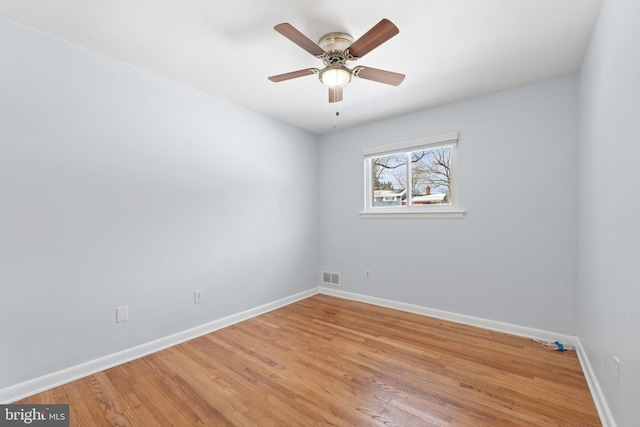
{"left": 410, "top": 147, "right": 451, "bottom": 205}
{"left": 372, "top": 154, "right": 406, "bottom": 207}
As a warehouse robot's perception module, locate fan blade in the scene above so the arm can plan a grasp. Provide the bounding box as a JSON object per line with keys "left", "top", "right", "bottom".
{"left": 268, "top": 68, "right": 317, "bottom": 82}
{"left": 274, "top": 23, "right": 326, "bottom": 57}
{"left": 347, "top": 19, "right": 399, "bottom": 59}
{"left": 329, "top": 87, "right": 343, "bottom": 103}
{"left": 355, "top": 67, "right": 405, "bottom": 86}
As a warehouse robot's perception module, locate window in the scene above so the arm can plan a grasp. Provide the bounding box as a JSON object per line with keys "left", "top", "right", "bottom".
{"left": 362, "top": 132, "right": 464, "bottom": 218}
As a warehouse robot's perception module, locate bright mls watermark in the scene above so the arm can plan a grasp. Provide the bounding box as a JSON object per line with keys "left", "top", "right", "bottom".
{"left": 0, "top": 405, "right": 69, "bottom": 426}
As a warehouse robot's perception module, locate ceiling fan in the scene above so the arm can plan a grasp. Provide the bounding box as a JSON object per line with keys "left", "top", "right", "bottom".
{"left": 268, "top": 19, "right": 405, "bottom": 103}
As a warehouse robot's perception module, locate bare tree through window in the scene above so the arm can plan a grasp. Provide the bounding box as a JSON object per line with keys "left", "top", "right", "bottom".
{"left": 372, "top": 147, "right": 451, "bottom": 206}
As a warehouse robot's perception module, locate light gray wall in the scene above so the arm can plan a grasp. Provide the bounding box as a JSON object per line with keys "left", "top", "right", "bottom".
{"left": 319, "top": 75, "right": 580, "bottom": 334}
{"left": 577, "top": 0, "right": 640, "bottom": 424}
{"left": 7, "top": 7, "right": 638, "bottom": 424}
{"left": 0, "top": 18, "right": 318, "bottom": 388}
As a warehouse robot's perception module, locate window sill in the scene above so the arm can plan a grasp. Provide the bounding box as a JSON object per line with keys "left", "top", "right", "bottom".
{"left": 360, "top": 209, "right": 466, "bottom": 219}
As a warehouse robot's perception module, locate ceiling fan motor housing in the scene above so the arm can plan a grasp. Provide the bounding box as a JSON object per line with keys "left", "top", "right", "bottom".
{"left": 318, "top": 32, "right": 354, "bottom": 65}
{"left": 318, "top": 32, "right": 354, "bottom": 53}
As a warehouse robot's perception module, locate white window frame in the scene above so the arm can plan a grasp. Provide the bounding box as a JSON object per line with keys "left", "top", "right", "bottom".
{"left": 361, "top": 132, "right": 465, "bottom": 219}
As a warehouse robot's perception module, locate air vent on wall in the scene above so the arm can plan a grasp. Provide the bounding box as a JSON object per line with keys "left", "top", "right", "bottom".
{"left": 322, "top": 271, "right": 340, "bottom": 287}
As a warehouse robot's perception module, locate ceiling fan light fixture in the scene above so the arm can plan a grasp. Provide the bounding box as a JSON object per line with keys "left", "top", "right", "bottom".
{"left": 269, "top": 20, "right": 404, "bottom": 102}
{"left": 319, "top": 66, "right": 351, "bottom": 89}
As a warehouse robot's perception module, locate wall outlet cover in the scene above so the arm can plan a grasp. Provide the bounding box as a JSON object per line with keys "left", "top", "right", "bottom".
{"left": 116, "top": 306, "right": 128, "bottom": 323}
{"left": 194, "top": 290, "right": 203, "bottom": 304}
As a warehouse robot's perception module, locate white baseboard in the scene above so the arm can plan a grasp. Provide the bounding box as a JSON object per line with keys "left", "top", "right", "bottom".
{"left": 319, "top": 286, "right": 615, "bottom": 427}
{"left": 319, "top": 287, "right": 577, "bottom": 343}
{"left": 575, "top": 340, "right": 617, "bottom": 427}
{"left": 1, "top": 285, "right": 615, "bottom": 427}
{"left": 0, "top": 288, "right": 317, "bottom": 404}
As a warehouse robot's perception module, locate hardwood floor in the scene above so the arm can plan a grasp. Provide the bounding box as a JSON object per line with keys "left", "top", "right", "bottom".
{"left": 17, "top": 294, "right": 601, "bottom": 426}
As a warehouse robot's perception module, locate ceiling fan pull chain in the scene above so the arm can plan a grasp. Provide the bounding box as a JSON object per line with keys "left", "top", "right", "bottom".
{"left": 333, "top": 103, "right": 340, "bottom": 129}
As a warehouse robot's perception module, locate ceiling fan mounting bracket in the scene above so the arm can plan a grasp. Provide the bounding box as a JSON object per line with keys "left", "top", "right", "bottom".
{"left": 318, "top": 32, "right": 354, "bottom": 52}
{"left": 318, "top": 32, "right": 355, "bottom": 67}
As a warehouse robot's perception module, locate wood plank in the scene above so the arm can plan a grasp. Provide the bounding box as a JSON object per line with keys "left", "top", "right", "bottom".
{"left": 14, "top": 295, "right": 601, "bottom": 426}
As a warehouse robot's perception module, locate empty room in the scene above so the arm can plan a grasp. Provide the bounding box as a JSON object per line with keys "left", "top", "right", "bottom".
{"left": 1, "top": 0, "right": 638, "bottom": 426}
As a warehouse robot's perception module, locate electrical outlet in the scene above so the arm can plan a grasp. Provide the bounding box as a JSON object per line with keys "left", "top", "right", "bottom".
{"left": 194, "top": 290, "right": 203, "bottom": 304}
{"left": 116, "top": 306, "right": 128, "bottom": 323}
{"left": 614, "top": 357, "right": 621, "bottom": 385}
{"left": 365, "top": 271, "right": 372, "bottom": 280}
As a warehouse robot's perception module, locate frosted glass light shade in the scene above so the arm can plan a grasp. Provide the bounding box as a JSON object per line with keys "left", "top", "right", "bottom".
{"left": 319, "top": 66, "right": 351, "bottom": 88}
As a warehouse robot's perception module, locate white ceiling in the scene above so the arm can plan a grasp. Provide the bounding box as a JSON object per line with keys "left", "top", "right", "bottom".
{"left": 1, "top": 0, "right": 603, "bottom": 135}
